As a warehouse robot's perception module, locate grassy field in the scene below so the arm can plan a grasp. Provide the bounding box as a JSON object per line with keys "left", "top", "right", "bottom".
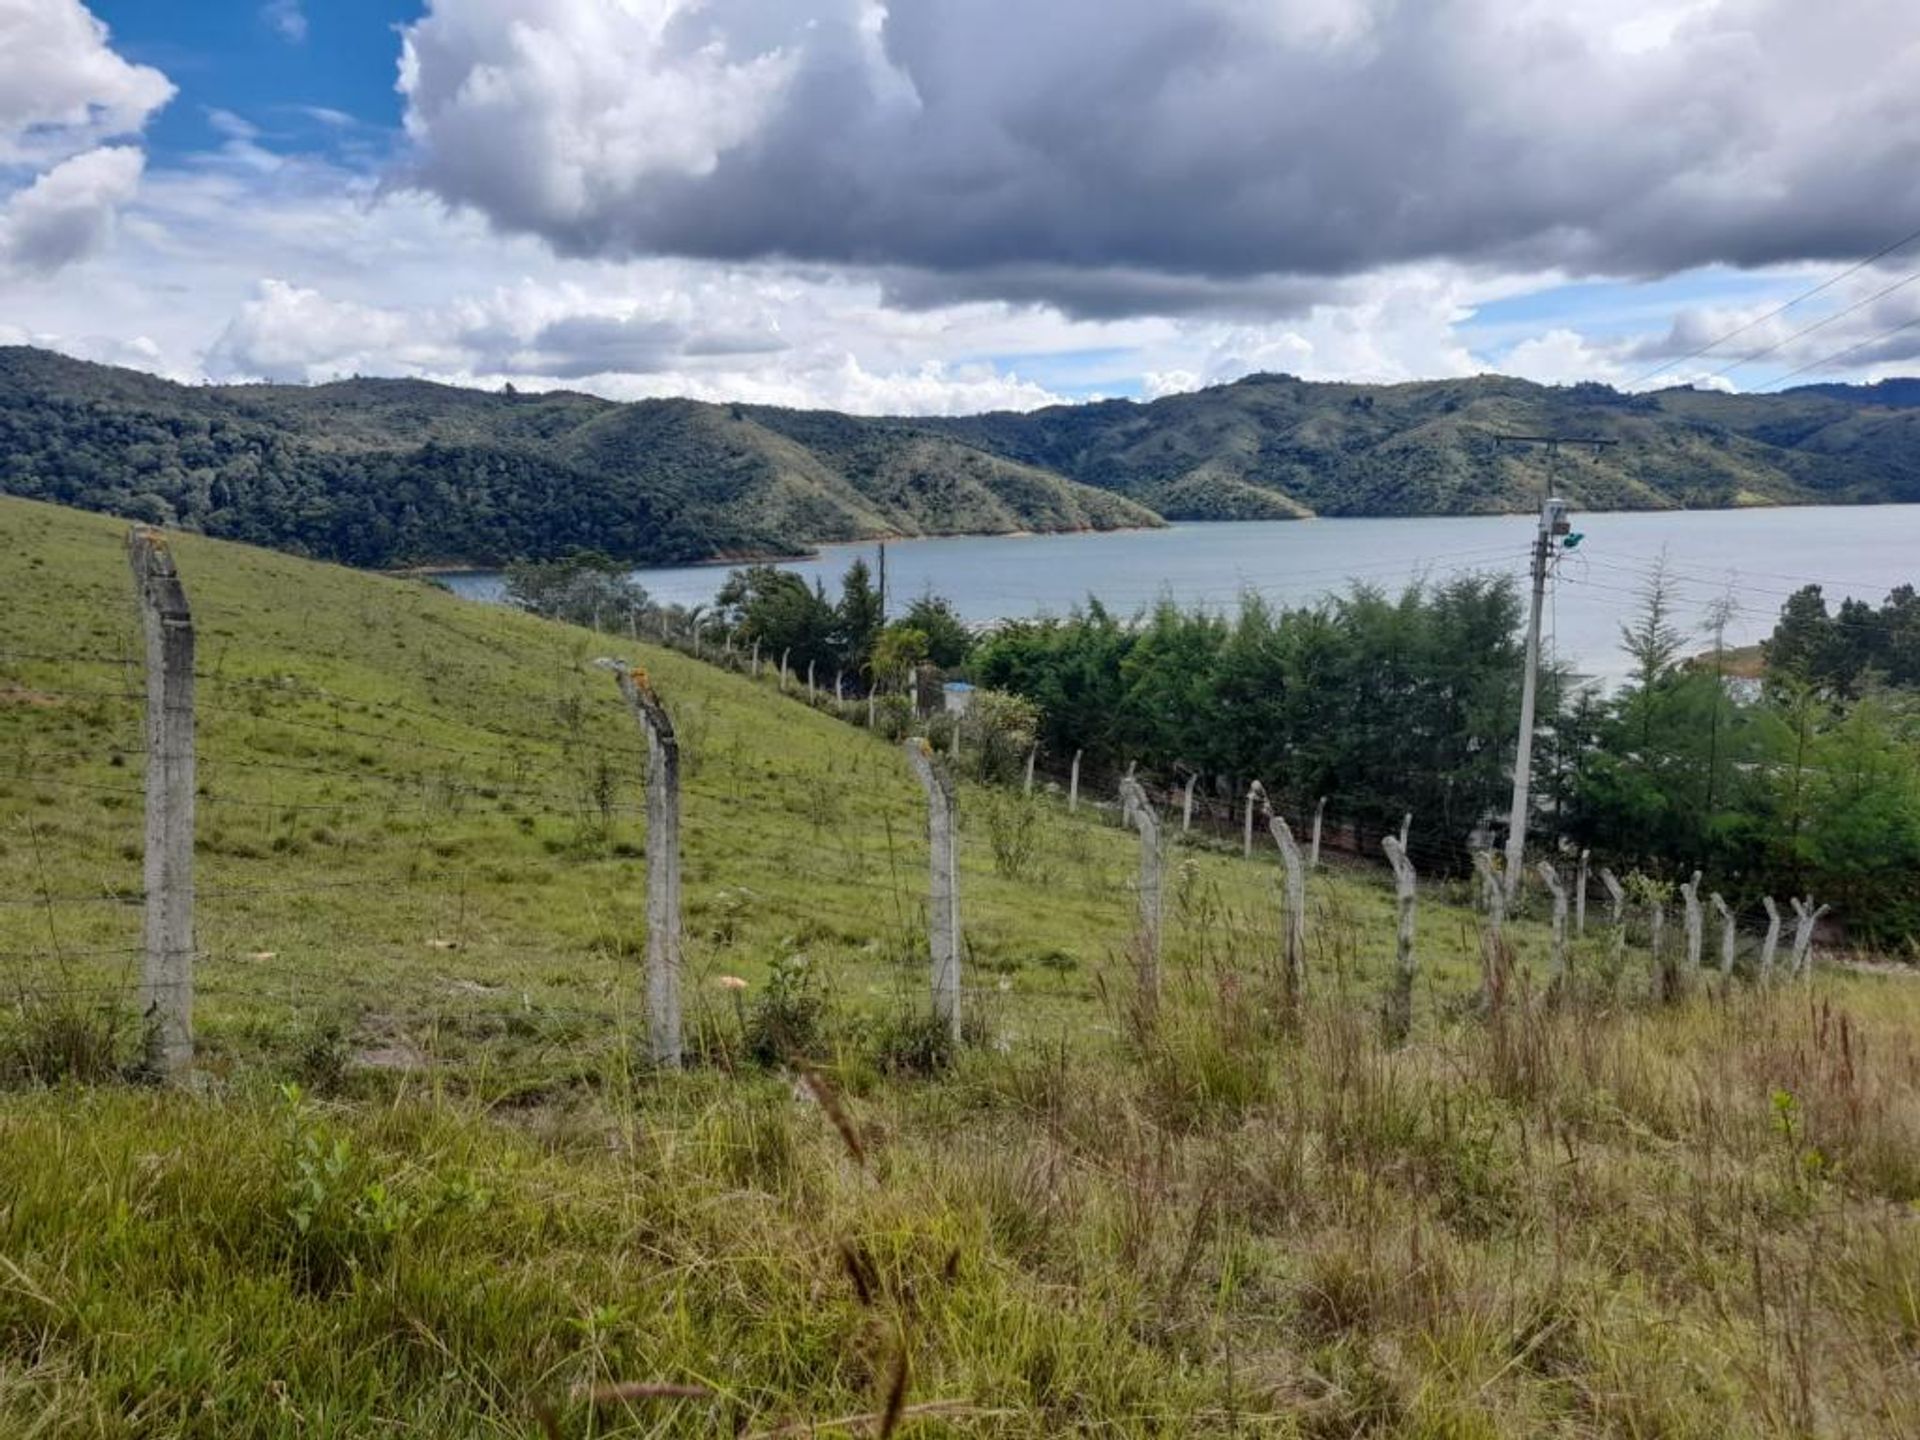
{"left": 1, "top": 496, "right": 1916, "bottom": 1437}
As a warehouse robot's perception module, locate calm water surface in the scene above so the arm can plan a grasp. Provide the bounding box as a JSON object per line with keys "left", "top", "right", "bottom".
{"left": 444, "top": 505, "right": 1920, "bottom": 682}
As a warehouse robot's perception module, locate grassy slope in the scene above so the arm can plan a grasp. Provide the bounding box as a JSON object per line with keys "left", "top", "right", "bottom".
{"left": 2, "top": 497, "right": 1918, "bottom": 1438}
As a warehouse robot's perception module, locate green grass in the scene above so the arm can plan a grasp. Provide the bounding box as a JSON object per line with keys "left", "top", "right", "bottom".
{"left": 2, "top": 496, "right": 1918, "bottom": 1437}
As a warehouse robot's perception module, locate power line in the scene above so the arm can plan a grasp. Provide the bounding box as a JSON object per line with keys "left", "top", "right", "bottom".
{"left": 1621, "top": 220, "right": 1920, "bottom": 389}
{"left": 1759, "top": 310, "right": 1920, "bottom": 390}
{"left": 1694, "top": 262, "right": 1920, "bottom": 387}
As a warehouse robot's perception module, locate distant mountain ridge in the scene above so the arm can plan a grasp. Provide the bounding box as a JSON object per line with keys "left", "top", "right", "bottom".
{"left": 2, "top": 345, "right": 1917, "bottom": 570}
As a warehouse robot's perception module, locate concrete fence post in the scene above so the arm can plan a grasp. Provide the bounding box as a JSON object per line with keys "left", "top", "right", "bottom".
{"left": 1759, "top": 896, "right": 1783, "bottom": 980}
{"left": 1069, "top": 749, "right": 1082, "bottom": 813}
{"left": 608, "top": 663, "right": 683, "bottom": 1068}
{"left": 1309, "top": 796, "right": 1326, "bottom": 869}
{"left": 835, "top": 670, "right": 844, "bottom": 703}
{"left": 1472, "top": 850, "right": 1506, "bottom": 1009}
{"left": 1649, "top": 900, "right": 1671, "bottom": 1003}
{"left": 127, "top": 528, "right": 196, "bottom": 1081}
{"left": 1575, "top": 849, "right": 1590, "bottom": 938}
{"left": 1024, "top": 746, "right": 1036, "bottom": 798}
{"left": 1538, "top": 861, "right": 1569, "bottom": 987}
{"left": 1600, "top": 866, "right": 1626, "bottom": 972}
{"left": 807, "top": 659, "right": 817, "bottom": 702}
{"left": 1268, "top": 811, "right": 1308, "bottom": 1006}
{"left": 904, "top": 740, "right": 963, "bottom": 1042}
{"left": 1398, "top": 811, "right": 1411, "bottom": 851}
{"left": 1681, "top": 872, "right": 1704, "bottom": 970}
{"left": 1119, "top": 775, "right": 1164, "bottom": 1005}
{"left": 751, "top": 639, "right": 761, "bottom": 679}
{"left": 1790, "top": 897, "right": 1829, "bottom": 981}
{"left": 780, "top": 648, "right": 790, "bottom": 691}
{"left": 1381, "top": 835, "right": 1417, "bottom": 1043}
{"left": 1709, "top": 893, "right": 1737, "bottom": 974}
{"left": 1243, "top": 780, "right": 1268, "bottom": 860}
{"left": 1182, "top": 773, "right": 1197, "bottom": 835}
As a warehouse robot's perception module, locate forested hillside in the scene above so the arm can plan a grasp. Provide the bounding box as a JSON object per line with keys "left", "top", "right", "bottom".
{"left": 4, "top": 345, "right": 1919, "bottom": 570}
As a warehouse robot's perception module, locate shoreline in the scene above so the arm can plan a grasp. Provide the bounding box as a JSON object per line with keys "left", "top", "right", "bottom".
{"left": 391, "top": 495, "right": 1911, "bottom": 581}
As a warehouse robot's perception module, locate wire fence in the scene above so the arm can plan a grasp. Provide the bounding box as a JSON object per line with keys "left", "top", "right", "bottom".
{"left": 2, "top": 548, "right": 1842, "bottom": 1086}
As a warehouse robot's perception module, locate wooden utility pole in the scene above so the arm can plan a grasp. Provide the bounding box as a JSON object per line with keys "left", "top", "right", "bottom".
{"left": 128, "top": 528, "right": 196, "bottom": 1080}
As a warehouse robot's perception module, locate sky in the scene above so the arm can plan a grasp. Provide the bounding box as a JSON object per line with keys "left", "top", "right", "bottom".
{"left": 2, "top": 0, "right": 1919, "bottom": 415}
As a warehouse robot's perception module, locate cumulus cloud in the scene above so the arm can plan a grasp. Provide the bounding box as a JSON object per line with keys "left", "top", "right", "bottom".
{"left": 0, "top": 0, "right": 173, "bottom": 164}
{"left": 395, "top": 0, "right": 1920, "bottom": 317}
{"left": 0, "top": 1, "right": 169, "bottom": 278}
{"left": 201, "top": 271, "right": 1061, "bottom": 412}
{"left": 1, "top": 145, "right": 145, "bottom": 275}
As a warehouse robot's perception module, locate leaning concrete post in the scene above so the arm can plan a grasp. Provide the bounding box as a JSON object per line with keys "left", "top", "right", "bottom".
{"left": 1709, "top": 893, "right": 1737, "bottom": 974}
{"left": 1119, "top": 776, "right": 1164, "bottom": 1004}
{"left": 1789, "top": 898, "right": 1829, "bottom": 981}
{"left": 1472, "top": 850, "right": 1506, "bottom": 1009}
{"left": 1601, "top": 867, "right": 1626, "bottom": 971}
{"left": 751, "top": 639, "right": 761, "bottom": 678}
{"left": 608, "top": 663, "right": 683, "bottom": 1068}
{"left": 1243, "top": 780, "right": 1268, "bottom": 859}
{"left": 1309, "top": 796, "right": 1326, "bottom": 869}
{"left": 1182, "top": 774, "right": 1197, "bottom": 835}
{"left": 835, "top": 670, "right": 844, "bottom": 702}
{"left": 1023, "top": 747, "right": 1036, "bottom": 797}
{"left": 904, "top": 740, "right": 963, "bottom": 1042}
{"left": 1575, "top": 850, "right": 1590, "bottom": 938}
{"left": 1069, "top": 750, "right": 1082, "bottom": 812}
{"left": 128, "top": 528, "right": 196, "bottom": 1080}
{"left": 1398, "top": 812, "right": 1412, "bottom": 850}
{"left": 779, "top": 648, "right": 790, "bottom": 691}
{"left": 1537, "top": 861, "right": 1569, "bottom": 987}
{"left": 1649, "top": 901, "right": 1673, "bottom": 1003}
{"left": 1381, "top": 836, "right": 1417, "bottom": 1043}
{"left": 807, "top": 659, "right": 817, "bottom": 702}
{"left": 1759, "top": 897, "right": 1783, "bottom": 980}
{"left": 1680, "top": 872, "right": 1704, "bottom": 970}
{"left": 1268, "top": 812, "right": 1308, "bottom": 1005}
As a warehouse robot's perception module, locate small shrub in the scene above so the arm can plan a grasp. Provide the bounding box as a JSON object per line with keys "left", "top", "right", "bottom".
{"left": 982, "top": 789, "right": 1041, "bottom": 880}
{"left": 869, "top": 1007, "right": 960, "bottom": 1077}
{"left": 742, "top": 952, "right": 831, "bottom": 1066}
{"left": 0, "top": 994, "right": 129, "bottom": 1086}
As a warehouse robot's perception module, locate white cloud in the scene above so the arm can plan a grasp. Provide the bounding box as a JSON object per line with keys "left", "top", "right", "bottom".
{"left": 1, "top": 144, "right": 144, "bottom": 276}
{"left": 0, "top": 1, "right": 169, "bottom": 278}
{"left": 0, "top": 0, "right": 173, "bottom": 164}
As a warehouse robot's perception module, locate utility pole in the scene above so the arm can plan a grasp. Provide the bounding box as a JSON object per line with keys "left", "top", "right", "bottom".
{"left": 877, "top": 542, "right": 888, "bottom": 623}
{"left": 1497, "top": 435, "right": 1610, "bottom": 900}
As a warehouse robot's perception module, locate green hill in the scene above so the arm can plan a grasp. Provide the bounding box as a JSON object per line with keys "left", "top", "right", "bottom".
{"left": 4, "top": 347, "right": 1919, "bottom": 572}
{"left": 2, "top": 496, "right": 1919, "bottom": 1437}
{"left": 928, "top": 374, "right": 1920, "bottom": 518}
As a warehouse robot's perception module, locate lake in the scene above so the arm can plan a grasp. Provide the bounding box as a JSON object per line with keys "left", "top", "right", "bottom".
{"left": 441, "top": 504, "right": 1920, "bottom": 682}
